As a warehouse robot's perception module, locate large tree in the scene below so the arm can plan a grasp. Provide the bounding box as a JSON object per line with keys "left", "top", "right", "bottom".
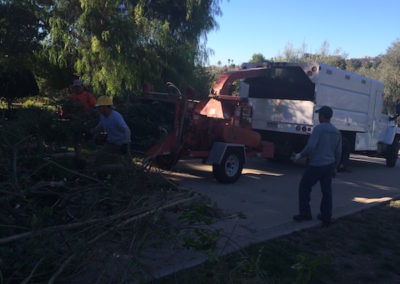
{"left": 47, "top": 0, "right": 221, "bottom": 96}
{"left": 378, "top": 40, "right": 400, "bottom": 112}
{"left": 249, "top": 53, "right": 266, "bottom": 63}
{"left": 0, "top": 0, "right": 47, "bottom": 69}
{"left": 0, "top": 0, "right": 47, "bottom": 105}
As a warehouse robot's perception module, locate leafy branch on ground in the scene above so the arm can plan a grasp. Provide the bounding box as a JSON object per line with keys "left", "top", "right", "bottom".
{"left": 0, "top": 107, "right": 225, "bottom": 283}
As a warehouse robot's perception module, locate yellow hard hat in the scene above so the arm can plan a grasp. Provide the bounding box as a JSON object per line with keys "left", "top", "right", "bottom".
{"left": 96, "top": 96, "right": 113, "bottom": 107}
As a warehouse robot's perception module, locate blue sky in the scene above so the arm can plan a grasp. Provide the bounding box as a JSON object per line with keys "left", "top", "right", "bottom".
{"left": 205, "top": 0, "right": 400, "bottom": 65}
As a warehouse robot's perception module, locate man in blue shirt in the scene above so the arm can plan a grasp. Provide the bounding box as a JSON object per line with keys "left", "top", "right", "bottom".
{"left": 292, "top": 106, "right": 342, "bottom": 226}
{"left": 91, "top": 96, "right": 131, "bottom": 156}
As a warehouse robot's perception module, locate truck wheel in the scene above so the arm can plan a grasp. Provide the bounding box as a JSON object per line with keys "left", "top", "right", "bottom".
{"left": 338, "top": 137, "right": 350, "bottom": 172}
{"left": 386, "top": 138, "right": 399, "bottom": 168}
{"left": 212, "top": 149, "right": 244, "bottom": 183}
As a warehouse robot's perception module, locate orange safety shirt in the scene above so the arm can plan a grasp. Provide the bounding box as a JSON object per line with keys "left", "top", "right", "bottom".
{"left": 69, "top": 91, "right": 97, "bottom": 113}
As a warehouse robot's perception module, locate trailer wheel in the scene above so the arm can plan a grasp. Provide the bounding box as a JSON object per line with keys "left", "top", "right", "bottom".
{"left": 213, "top": 149, "right": 244, "bottom": 183}
{"left": 338, "top": 137, "right": 351, "bottom": 172}
{"left": 386, "top": 138, "right": 399, "bottom": 168}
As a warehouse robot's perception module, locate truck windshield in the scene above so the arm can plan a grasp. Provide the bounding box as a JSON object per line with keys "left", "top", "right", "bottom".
{"left": 244, "top": 66, "right": 315, "bottom": 101}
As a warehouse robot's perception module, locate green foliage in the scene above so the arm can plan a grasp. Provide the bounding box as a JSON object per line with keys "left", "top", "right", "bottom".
{"left": 378, "top": 40, "right": 400, "bottom": 112}
{"left": 183, "top": 227, "right": 220, "bottom": 253}
{"left": 179, "top": 201, "right": 222, "bottom": 259}
{"left": 0, "top": 68, "right": 39, "bottom": 109}
{"left": 120, "top": 99, "right": 177, "bottom": 150}
{"left": 47, "top": 0, "right": 221, "bottom": 97}
{"left": 0, "top": 105, "right": 195, "bottom": 282}
{"left": 179, "top": 202, "right": 220, "bottom": 225}
{"left": 323, "top": 55, "right": 347, "bottom": 70}
{"left": 272, "top": 41, "right": 349, "bottom": 69}
{"left": 347, "top": 58, "right": 363, "bottom": 71}
{"left": 0, "top": 107, "right": 68, "bottom": 146}
{"left": 1, "top": 0, "right": 221, "bottom": 99}
{"left": 0, "top": 1, "right": 46, "bottom": 106}
{"left": 291, "top": 254, "right": 332, "bottom": 284}
{"left": 0, "top": 0, "right": 46, "bottom": 69}
{"left": 34, "top": 48, "right": 75, "bottom": 93}
{"left": 191, "top": 64, "right": 214, "bottom": 99}
{"left": 249, "top": 53, "right": 267, "bottom": 63}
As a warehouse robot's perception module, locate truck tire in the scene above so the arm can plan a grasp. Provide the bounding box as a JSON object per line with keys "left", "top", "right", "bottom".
{"left": 338, "top": 137, "right": 351, "bottom": 172}
{"left": 386, "top": 138, "right": 399, "bottom": 168}
{"left": 212, "top": 149, "right": 244, "bottom": 183}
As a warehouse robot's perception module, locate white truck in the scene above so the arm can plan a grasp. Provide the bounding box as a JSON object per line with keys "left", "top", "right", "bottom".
{"left": 233, "top": 62, "right": 400, "bottom": 168}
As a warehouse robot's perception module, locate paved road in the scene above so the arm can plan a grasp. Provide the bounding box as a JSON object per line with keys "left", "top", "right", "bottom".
{"left": 151, "top": 155, "right": 400, "bottom": 278}
{"left": 170, "top": 155, "right": 399, "bottom": 225}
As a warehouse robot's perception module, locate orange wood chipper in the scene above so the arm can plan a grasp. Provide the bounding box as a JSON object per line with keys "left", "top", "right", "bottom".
{"left": 143, "top": 70, "right": 275, "bottom": 183}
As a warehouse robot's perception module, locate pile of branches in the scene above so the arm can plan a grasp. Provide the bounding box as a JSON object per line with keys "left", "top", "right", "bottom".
{"left": 0, "top": 107, "right": 204, "bottom": 282}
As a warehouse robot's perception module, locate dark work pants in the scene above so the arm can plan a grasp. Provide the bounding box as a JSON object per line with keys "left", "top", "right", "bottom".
{"left": 298, "top": 163, "right": 335, "bottom": 221}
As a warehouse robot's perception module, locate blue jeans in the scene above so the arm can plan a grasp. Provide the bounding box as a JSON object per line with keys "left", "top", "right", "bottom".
{"left": 298, "top": 163, "right": 335, "bottom": 221}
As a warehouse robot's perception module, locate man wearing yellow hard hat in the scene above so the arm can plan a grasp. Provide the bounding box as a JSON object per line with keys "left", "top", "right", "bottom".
{"left": 91, "top": 96, "right": 131, "bottom": 156}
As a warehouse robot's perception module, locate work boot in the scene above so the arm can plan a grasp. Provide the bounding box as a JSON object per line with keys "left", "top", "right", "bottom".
{"left": 317, "top": 214, "right": 331, "bottom": 226}
{"left": 293, "top": 214, "right": 312, "bottom": 222}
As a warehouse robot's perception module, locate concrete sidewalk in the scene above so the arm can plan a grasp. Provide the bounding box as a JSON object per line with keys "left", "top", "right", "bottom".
{"left": 147, "top": 154, "right": 400, "bottom": 279}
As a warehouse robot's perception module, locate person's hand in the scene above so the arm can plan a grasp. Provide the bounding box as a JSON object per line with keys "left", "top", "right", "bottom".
{"left": 291, "top": 153, "right": 301, "bottom": 161}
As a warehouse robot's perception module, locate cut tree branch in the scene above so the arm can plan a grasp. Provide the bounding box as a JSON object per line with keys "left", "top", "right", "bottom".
{"left": 21, "top": 257, "right": 44, "bottom": 284}
{"left": 0, "top": 194, "right": 198, "bottom": 245}
{"left": 47, "top": 254, "right": 75, "bottom": 284}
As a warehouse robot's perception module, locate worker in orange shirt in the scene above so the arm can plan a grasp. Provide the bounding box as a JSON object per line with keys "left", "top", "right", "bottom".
{"left": 68, "top": 79, "right": 96, "bottom": 114}
{"left": 63, "top": 79, "right": 97, "bottom": 167}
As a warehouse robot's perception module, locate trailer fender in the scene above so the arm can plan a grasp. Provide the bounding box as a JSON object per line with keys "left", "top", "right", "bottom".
{"left": 207, "top": 142, "right": 246, "bottom": 165}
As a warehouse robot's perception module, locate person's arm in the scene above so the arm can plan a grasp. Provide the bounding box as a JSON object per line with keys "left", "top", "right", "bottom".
{"left": 297, "top": 126, "right": 321, "bottom": 160}
{"left": 91, "top": 120, "right": 103, "bottom": 135}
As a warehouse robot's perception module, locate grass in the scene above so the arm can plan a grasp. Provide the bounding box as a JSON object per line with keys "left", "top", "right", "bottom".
{"left": 0, "top": 96, "right": 59, "bottom": 111}
{"left": 159, "top": 200, "right": 400, "bottom": 284}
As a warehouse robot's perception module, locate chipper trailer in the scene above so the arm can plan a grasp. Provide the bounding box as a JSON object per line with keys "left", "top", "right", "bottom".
{"left": 142, "top": 82, "right": 274, "bottom": 183}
